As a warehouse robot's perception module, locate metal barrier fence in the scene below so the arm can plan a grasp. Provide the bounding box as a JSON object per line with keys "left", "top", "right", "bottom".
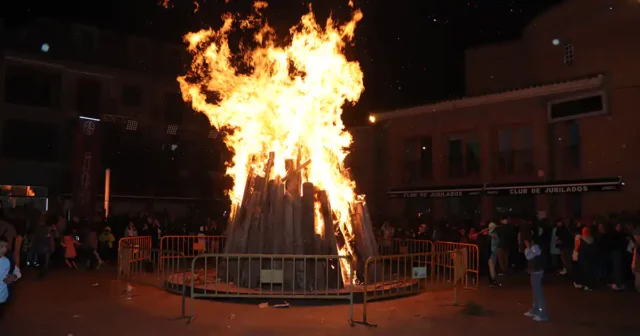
{"left": 117, "top": 236, "right": 189, "bottom": 295}
{"left": 377, "top": 238, "right": 433, "bottom": 256}
{"left": 357, "top": 249, "right": 467, "bottom": 327}
{"left": 118, "top": 242, "right": 159, "bottom": 294}
{"left": 185, "top": 254, "right": 355, "bottom": 324}
{"left": 159, "top": 235, "right": 226, "bottom": 259}
{"left": 433, "top": 241, "right": 479, "bottom": 289}
{"left": 118, "top": 236, "right": 152, "bottom": 251}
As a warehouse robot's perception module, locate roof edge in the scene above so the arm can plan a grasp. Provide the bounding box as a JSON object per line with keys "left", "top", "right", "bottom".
{"left": 371, "top": 74, "right": 605, "bottom": 121}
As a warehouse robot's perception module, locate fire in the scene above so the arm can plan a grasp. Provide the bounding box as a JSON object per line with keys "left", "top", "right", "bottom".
{"left": 178, "top": 1, "right": 364, "bottom": 279}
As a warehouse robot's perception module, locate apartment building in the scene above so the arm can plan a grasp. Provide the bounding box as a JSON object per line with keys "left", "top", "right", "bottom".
{"left": 365, "top": 0, "right": 640, "bottom": 220}
{"left": 0, "top": 19, "right": 225, "bottom": 215}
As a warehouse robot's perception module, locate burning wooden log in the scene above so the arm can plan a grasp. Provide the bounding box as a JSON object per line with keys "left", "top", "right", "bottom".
{"left": 219, "top": 151, "right": 379, "bottom": 290}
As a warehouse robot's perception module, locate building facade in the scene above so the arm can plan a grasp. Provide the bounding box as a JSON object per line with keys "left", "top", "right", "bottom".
{"left": 0, "top": 20, "right": 226, "bottom": 214}
{"left": 364, "top": 0, "right": 640, "bottom": 221}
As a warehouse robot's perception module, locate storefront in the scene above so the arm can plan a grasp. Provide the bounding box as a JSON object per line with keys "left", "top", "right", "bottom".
{"left": 388, "top": 177, "right": 623, "bottom": 220}
{"left": 388, "top": 184, "right": 484, "bottom": 220}
{"left": 0, "top": 184, "right": 49, "bottom": 212}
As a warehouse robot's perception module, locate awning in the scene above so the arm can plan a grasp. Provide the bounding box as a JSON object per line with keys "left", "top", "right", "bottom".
{"left": 484, "top": 177, "right": 623, "bottom": 196}
{"left": 387, "top": 177, "right": 623, "bottom": 198}
{"left": 388, "top": 184, "right": 484, "bottom": 198}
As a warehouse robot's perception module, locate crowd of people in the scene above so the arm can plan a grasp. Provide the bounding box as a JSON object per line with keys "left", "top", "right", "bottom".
{"left": 379, "top": 214, "right": 640, "bottom": 293}
{"left": 3, "top": 199, "right": 640, "bottom": 324}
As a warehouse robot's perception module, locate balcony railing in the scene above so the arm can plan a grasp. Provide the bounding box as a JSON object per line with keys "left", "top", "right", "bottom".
{"left": 493, "top": 149, "right": 535, "bottom": 176}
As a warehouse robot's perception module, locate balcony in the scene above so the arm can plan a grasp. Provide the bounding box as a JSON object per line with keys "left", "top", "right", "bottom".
{"left": 493, "top": 149, "right": 535, "bottom": 176}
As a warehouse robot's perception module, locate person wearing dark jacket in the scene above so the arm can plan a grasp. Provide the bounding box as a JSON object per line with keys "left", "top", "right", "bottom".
{"left": 553, "top": 220, "right": 574, "bottom": 276}
{"left": 523, "top": 233, "right": 548, "bottom": 322}
{"left": 496, "top": 218, "right": 511, "bottom": 275}
{"left": 609, "top": 223, "right": 628, "bottom": 291}
{"left": 577, "top": 226, "right": 598, "bottom": 291}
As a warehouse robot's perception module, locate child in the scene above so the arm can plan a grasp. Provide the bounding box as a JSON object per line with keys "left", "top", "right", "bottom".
{"left": 1, "top": 237, "right": 22, "bottom": 318}
{"left": 99, "top": 226, "right": 115, "bottom": 262}
{"left": 60, "top": 229, "right": 81, "bottom": 269}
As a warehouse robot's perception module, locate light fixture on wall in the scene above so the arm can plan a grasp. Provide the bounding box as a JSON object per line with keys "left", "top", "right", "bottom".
{"left": 126, "top": 120, "right": 138, "bottom": 131}
{"left": 167, "top": 124, "right": 179, "bottom": 135}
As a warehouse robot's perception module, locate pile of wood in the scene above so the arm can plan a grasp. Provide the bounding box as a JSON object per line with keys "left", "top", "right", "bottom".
{"left": 219, "top": 151, "right": 379, "bottom": 291}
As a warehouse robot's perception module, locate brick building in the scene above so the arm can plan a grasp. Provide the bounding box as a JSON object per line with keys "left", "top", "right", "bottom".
{"left": 0, "top": 20, "right": 226, "bottom": 215}
{"left": 361, "top": 0, "right": 640, "bottom": 222}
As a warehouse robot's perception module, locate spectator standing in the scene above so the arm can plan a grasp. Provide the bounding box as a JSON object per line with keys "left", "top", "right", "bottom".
{"left": 523, "top": 234, "right": 548, "bottom": 322}
{"left": 609, "top": 223, "right": 627, "bottom": 291}
{"left": 486, "top": 222, "right": 500, "bottom": 287}
{"left": 576, "top": 226, "right": 597, "bottom": 291}
{"left": 0, "top": 237, "right": 22, "bottom": 321}
{"left": 124, "top": 221, "right": 138, "bottom": 238}
{"left": 32, "top": 217, "right": 53, "bottom": 279}
{"left": 496, "top": 218, "right": 510, "bottom": 275}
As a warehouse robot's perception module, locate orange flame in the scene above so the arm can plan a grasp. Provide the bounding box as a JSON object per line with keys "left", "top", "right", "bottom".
{"left": 178, "top": 1, "right": 364, "bottom": 278}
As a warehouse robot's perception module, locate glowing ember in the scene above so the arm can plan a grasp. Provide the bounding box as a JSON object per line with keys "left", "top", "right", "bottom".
{"left": 178, "top": 1, "right": 364, "bottom": 279}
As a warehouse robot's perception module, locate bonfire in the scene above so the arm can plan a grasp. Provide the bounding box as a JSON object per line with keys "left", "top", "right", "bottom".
{"left": 177, "top": 1, "right": 378, "bottom": 289}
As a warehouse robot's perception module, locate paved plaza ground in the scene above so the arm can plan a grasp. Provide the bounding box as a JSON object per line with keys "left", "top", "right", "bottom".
{"left": 3, "top": 266, "right": 639, "bottom": 336}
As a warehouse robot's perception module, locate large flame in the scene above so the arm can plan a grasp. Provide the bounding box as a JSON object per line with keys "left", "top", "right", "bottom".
{"left": 178, "top": 1, "right": 364, "bottom": 276}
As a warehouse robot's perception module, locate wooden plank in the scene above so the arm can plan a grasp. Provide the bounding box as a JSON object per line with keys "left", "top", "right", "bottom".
{"left": 317, "top": 190, "right": 343, "bottom": 289}
{"left": 301, "top": 182, "right": 316, "bottom": 289}
{"left": 317, "top": 190, "right": 338, "bottom": 256}
{"left": 282, "top": 191, "right": 295, "bottom": 290}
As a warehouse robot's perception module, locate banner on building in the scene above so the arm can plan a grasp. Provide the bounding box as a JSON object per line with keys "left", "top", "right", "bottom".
{"left": 72, "top": 118, "right": 101, "bottom": 217}
{"left": 387, "top": 185, "right": 484, "bottom": 199}
{"left": 387, "top": 177, "right": 623, "bottom": 199}
{"left": 484, "top": 177, "right": 623, "bottom": 196}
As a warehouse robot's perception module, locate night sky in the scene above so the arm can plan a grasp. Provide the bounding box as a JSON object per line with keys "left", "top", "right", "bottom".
{"left": 9, "top": 0, "right": 563, "bottom": 124}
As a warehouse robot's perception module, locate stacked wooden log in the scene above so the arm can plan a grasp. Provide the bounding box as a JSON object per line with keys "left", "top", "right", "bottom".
{"left": 219, "top": 151, "right": 379, "bottom": 291}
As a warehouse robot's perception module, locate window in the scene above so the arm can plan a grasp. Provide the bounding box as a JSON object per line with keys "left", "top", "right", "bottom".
{"left": 563, "top": 43, "right": 574, "bottom": 65}
{"left": 446, "top": 196, "right": 481, "bottom": 220}
{"left": 447, "top": 134, "right": 480, "bottom": 177}
{"left": 404, "top": 198, "right": 433, "bottom": 219}
{"left": 121, "top": 85, "right": 143, "bottom": 106}
{"left": 164, "top": 93, "right": 185, "bottom": 124}
{"left": 566, "top": 121, "right": 580, "bottom": 170}
{"left": 129, "top": 39, "right": 150, "bottom": 71}
{"left": 1, "top": 120, "right": 59, "bottom": 161}
{"left": 76, "top": 78, "right": 102, "bottom": 117}
{"left": 493, "top": 194, "right": 536, "bottom": 218}
{"left": 75, "top": 27, "right": 98, "bottom": 51}
{"left": 164, "top": 47, "right": 184, "bottom": 75}
{"left": 568, "top": 193, "right": 582, "bottom": 218}
{"left": 496, "top": 125, "right": 534, "bottom": 175}
{"left": 402, "top": 137, "right": 432, "bottom": 184}
{"left": 549, "top": 94, "right": 605, "bottom": 122}
{"left": 4, "top": 66, "right": 61, "bottom": 108}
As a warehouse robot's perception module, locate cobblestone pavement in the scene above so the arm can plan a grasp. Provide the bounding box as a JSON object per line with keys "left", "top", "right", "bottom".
{"left": 3, "top": 266, "right": 639, "bottom": 336}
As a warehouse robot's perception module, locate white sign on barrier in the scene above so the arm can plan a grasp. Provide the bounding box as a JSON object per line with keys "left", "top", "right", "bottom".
{"left": 260, "top": 269, "right": 284, "bottom": 284}
{"left": 412, "top": 266, "right": 427, "bottom": 279}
